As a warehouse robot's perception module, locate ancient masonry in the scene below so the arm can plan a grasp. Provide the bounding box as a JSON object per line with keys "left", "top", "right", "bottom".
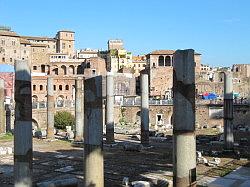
{"left": 223, "top": 72, "right": 234, "bottom": 150}
{"left": 84, "top": 76, "right": 104, "bottom": 187}
{"left": 10, "top": 49, "right": 247, "bottom": 186}
{"left": 74, "top": 76, "right": 84, "bottom": 142}
{"left": 47, "top": 76, "right": 55, "bottom": 139}
{"left": 140, "top": 73, "right": 149, "bottom": 146}
{"left": 106, "top": 73, "right": 115, "bottom": 144}
{"left": 14, "top": 60, "right": 33, "bottom": 187}
{"left": 173, "top": 49, "right": 196, "bottom": 186}
{"left": 0, "top": 78, "right": 5, "bottom": 133}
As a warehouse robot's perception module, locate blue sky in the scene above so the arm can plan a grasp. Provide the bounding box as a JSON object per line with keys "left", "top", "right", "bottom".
{"left": 0, "top": 0, "right": 249, "bottom": 67}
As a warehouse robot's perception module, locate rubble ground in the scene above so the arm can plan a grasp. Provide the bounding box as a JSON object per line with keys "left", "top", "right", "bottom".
{"left": 0, "top": 129, "right": 249, "bottom": 187}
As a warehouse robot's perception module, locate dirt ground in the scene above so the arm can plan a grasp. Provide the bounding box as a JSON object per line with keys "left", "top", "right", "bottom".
{"left": 0, "top": 130, "right": 249, "bottom": 187}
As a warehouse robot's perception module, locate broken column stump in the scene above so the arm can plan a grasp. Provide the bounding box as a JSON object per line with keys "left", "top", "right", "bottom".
{"left": 47, "top": 76, "right": 55, "bottom": 139}
{"left": 173, "top": 49, "right": 196, "bottom": 187}
{"left": 0, "top": 78, "right": 5, "bottom": 134}
{"left": 140, "top": 73, "right": 149, "bottom": 146}
{"left": 14, "top": 60, "right": 33, "bottom": 187}
{"left": 84, "top": 76, "right": 104, "bottom": 187}
{"left": 74, "top": 76, "right": 84, "bottom": 142}
{"left": 223, "top": 72, "right": 234, "bottom": 151}
{"left": 106, "top": 73, "right": 115, "bottom": 144}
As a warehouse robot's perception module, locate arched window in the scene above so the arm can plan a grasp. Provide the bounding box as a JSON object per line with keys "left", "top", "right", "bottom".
{"left": 32, "top": 95, "right": 38, "bottom": 102}
{"left": 165, "top": 56, "right": 171, "bottom": 66}
{"left": 77, "top": 65, "right": 82, "bottom": 74}
{"left": 65, "top": 85, "right": 69, "bottom": 90}
{"left": 40, "top": 85, "right": 43, "bottom": 90}
{"left": 33, "top": 85, "right": 36, "bottom": 91}
{"left": 59, "top": 85, "right": 62, "bottom": 91}
{"left": 61, "top": 65, "right": 67, "bottom": 75}
{"left": 69, "top": 65, "right": 75, "bottom": 75}
{"left": 158, "top": 56, "right": 164, "bottom": 66}
{"left": 41, "top": 65, "right": 46, "bottom": 73}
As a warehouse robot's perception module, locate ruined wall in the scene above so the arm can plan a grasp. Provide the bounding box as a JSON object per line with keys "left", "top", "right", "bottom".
{"left": 31, "top": 104, "right": 249, "bottom": 130}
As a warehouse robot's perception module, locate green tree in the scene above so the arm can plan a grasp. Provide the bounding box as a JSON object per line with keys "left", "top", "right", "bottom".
{"left": 54, "top": 111, "right": 75, "bottom": 130}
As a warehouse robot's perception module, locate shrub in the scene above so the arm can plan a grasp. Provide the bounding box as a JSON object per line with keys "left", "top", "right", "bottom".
{"left": 54, "top": 111, "right": 75, "bottom": 130}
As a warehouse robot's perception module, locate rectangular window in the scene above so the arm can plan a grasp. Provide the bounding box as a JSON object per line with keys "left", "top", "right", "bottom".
{"left": 53, "top": 85, "right": 56, "bottom": 90}
{"left": 33, "top": 66, "right": 37, "bottom": 70}
{"left": 62, "top": 43, "right": 65, "bottom": 49}
{"left": 1, "top": 40, "right": 5, "bottom": 45}
{"left": 10, "top": 58, "right": 12, "bottom": 62}
{"left": 14, "top": 50, "right": 16, "bottom": 53}
{"left": 2, "top": 57, "right": 5, "bottom": 62}
{"left": 33, "top": 85, "right": 36, "bottom": 91}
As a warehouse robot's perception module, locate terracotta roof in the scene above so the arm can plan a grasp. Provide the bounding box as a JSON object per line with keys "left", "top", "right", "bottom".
{"left": 150, "top": 50, "right": 175, "bottom": 55}
{"left": 149, "top": 50, "right": 201, "bottom": 55}
{"left": 0, "top": 30, "right": 19, "bottom": 37}
{"left": 21, "top": 36, "right": 56, "bottom": 41}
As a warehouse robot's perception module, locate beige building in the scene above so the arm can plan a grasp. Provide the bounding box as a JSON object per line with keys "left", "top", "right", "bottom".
{"left": 55, "top": 30, "right": 75, "bottom": 58}
{"left": 0, "top": 27, "right": 21, "bottom": 65}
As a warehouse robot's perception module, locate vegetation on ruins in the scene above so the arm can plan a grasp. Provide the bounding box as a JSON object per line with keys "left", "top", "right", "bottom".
{"left": 54, "top": 111, "right": 75, "bottom": 130}
{"left": 119, "top": 107, "right": 127, "bottom": 125}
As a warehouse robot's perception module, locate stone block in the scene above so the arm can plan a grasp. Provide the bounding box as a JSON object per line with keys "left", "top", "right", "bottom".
{"left": 132, "top": 181, "right": 151, "bottom": 187}
{"left": 123, "top": 143, "right": 142, "bottom": 152}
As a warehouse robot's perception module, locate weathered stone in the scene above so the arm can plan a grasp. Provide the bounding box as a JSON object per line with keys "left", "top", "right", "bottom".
{"left": 123, "top": 143, "right": 142, "bottom": 152}
{"left": 141, "top": 73, "right": 149, "bottom": 146}
{"left": 74, "top": 76, "right": 84, "bottom": 142}
{"left": 84, "top": 76, "right": 104, "bottom": 187}
{"left": 36, "top": 178, "right": 78, "bottom": 187}
{"left": 173, "top": 49, "right": 196, "bottom": 186}
{"left": 132, "top": 181, "right": 151, "bottom": 187}
{"left": 47, "top": 77, "right": 55, "bottom": 139}
{"left": 122, "top": 177, "right": 129, "bottom": 186}
{"left": 106, "top": 73, "right": 115, "bottom": 144}
{"left": 14, "top": 60, "right": 32, "bottom": 187}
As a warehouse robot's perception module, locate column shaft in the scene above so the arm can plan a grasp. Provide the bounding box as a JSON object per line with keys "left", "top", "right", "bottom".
{"left": 14, "top": 60, "right": 32, "bottom": 187}
{"left": 75, "top": 77, "right": 84, "bottom": 142}
{"left": 0, "top": 79, "right": 5, "bottom": 133}
{"left": 173, "top": 49, "right": 196, "bottom": 187}
{"left": 140, "top": 73, "right": 149, "bottom": 145}
{"left": 106, "top": 74, "right": 114, "bottom": 144}
{"left": 84, "top": 76, "right": 104, "bottom": 187}
{"left": 223, "top": 72, "right": 234, "bottom": 150}
{"left": 47, "top": 77, "right": 54, "bottom": 139}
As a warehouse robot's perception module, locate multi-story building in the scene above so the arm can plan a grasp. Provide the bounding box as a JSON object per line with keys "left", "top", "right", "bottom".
{"left": 55, "top": 30, "right": 75, "bottom": 58}
{"left": 0, "top": 26, "right": 107, "bottom": 103}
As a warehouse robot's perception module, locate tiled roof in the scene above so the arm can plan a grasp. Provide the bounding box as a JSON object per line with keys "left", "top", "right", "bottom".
{"left": 21, "top": 36, "right": 56, "bottom": 41}
{"left": 0, "top": 30, "right": 19, "bottom": 37}
{"left": 150, "top": 50, "right": 175, "bottom": 55}
{"left": 149, "top": 50, "right": 201, "bottom": 55}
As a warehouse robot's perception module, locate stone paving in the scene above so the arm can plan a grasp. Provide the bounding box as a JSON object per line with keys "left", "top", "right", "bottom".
{"left": 0, "top": 133, "right": 249, "bottom": 187}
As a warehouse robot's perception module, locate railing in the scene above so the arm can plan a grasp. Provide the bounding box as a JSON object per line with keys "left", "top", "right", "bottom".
{"left": 120, "top": 97, "right": 173, "bottom": 106}
{"left": 32, "top": 100, "right": 75, "bottom": 109}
